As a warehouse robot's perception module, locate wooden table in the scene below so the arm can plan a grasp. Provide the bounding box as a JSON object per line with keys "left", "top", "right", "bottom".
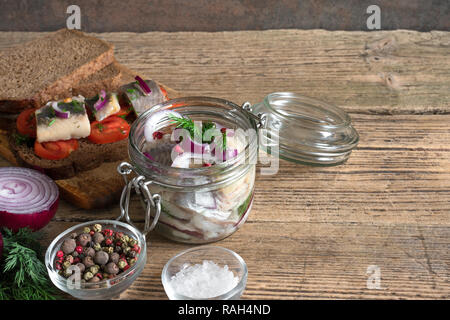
{"left": 0, "top": 30, "right": 449, "bottom": 299}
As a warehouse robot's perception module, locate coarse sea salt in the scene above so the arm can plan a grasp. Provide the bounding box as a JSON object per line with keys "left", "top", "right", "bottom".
{"left": 169, "top": 260, "right": 239, "bottom": 299}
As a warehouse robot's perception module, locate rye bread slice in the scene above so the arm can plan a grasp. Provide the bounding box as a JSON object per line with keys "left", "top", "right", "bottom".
{"left": 9, "top": 133, "right": 128, "bottom": 180}
{"left": 70, "top": 60, "right": 123, "bottom": 97}
{"left": 0, "top": 29, "right": 114, "bottom": 113}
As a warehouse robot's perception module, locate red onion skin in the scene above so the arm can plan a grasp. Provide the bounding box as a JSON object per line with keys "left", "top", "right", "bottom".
{"left": 0, "top": 231, "right": 3, "bottom": 261}
{"left": 0, "top": 198, "right": 59, "bottom": 232}
{"left": 94, "top": 93, "right": 108, "bottom": 111}
{"left": 143, "top": 152, "right": 155, "bottom": 161}
{"left": 158, "top": 219, "right": 204, "bottom": 239}
{"left": 54, "top": 109, "right": 69, "bottom": 119}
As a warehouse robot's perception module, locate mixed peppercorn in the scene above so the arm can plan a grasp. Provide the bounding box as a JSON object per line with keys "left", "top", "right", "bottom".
{"left": 55, "top": 223, "right": 141, "bottom": 285}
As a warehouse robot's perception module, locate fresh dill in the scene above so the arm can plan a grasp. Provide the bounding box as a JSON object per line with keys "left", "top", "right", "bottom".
{"left": 0, "top": 228, "right": 59, "bottom": 300}
{"left": 168, "top": 114, "right": 227, "bottom": 150}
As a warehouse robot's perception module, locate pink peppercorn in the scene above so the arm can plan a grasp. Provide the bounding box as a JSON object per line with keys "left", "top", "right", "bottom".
{"left": 152, "top": 131, "right": 163, "bottom": 140}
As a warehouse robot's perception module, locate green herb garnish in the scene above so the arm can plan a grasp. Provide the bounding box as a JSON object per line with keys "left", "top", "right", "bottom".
{"left": 70, "top": 100, "right": 85, "bottom": 113}
{"left": 13, "top": 133, "right": 33, "bottom": 146}
{"left": 0, "top": 228, "right": 59, "bottom": 300}
{"left": 221, "top": 130, "right": 227, "bottom": 151}
{"left": 126, "top": 88, "right": 138, "bottom": 101}
{"left": 168, "top": 114, "right": 202, "bottom": 139}
{"left": 96, "top": 123, "right": 104, "bottom": 132}
{"left": 237, "top": 192, "right": 253, "bottom": 217}
{"left": 48, "top": 119, "right": 56, "bottom": 127}
{"left": 168, "top": 114, "right": 228, "bottom": 150}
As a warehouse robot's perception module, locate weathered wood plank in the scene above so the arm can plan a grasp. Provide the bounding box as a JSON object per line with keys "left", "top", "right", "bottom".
{"left": 0, "top": 30, "right": 449, "bottom": 300}
{"left": 0, "top": 30, "right": 448, "bottom": 115}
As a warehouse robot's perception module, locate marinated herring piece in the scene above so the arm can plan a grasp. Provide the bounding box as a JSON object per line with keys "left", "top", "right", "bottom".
{"left": 85, "top": 92, "right": 121, "bottom": 121}
{"left": 148, "top": 168, "right": 255, "bottom": 243}
{"left": 120, "top": 79, "right": 167, "bottom": 116}
{"left": 36, "top": 97, "right": 90, "bottom": 143}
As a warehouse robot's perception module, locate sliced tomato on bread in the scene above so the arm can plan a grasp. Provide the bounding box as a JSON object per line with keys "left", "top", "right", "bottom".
{"left": 34, "top": 139, "right": 79, "bottom": 160}
{"left": 16, "top": 108, "right": 37, "bottom": 138}
{"left": 88, "top": 116, "right": 130, "bottom": 144}
{"left": 115, "top": 105, "right": 133, "bottom": 118}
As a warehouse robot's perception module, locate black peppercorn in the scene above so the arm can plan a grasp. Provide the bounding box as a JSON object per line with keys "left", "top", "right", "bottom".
{"left": 61, "top": 239, "right": 76, "bottom": 254}
{"left": 77, "top": 233, "right": 92, "bottom": 247}
{"left": 109, "top": 252, "right": 120, "bottom": 264}
{"left": 93, "top": 232, "right": 104, "bottom": 244}
{"left": 82, "top": 256, "right": 94, "bottom": 268}
{"left": 105, "top": 262, "right": 119, "bottom": 275}
{"left": 94, "top": 251, "right": 109, "bottom": 265}
{"left": 83, "top": 247, "right": 95, "bottom": 257}
{"left": 75, "top": 263, "right": 85, "bottom": 273}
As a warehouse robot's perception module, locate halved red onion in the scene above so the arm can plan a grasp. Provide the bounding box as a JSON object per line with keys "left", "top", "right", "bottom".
{"left": 135, "top": 76, "right": 151, "bottom": 95}
{"left": 171, "top": 152, "right": 216, "bottom": 169}
{"left": 52, "top": 102, "right": 70, "bottom": 119}
{"left": 0, "top": 167, "right": 59, "bottom": 232}
{"left": 144, "top": 110, "right": 183, "bottom": 142}
{"left": 94, "top": 90, "right": 108, "bottom": 111}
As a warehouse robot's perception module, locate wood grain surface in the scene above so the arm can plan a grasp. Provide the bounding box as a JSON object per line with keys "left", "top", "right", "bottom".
{"left": 0, "top": 30, "right": 449, "bottom": 299}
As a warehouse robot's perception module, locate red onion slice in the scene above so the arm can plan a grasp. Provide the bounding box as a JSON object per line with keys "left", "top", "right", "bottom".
{"left": 135, "top": 76, "right": 151, "bottom": 95}
{"left": 94, "top": 90, "right": 108, "bottom": 111}
{"left": 0, "top": 167, "right": 59, "bottom": 232}
{"left": 144, "top": 110, "right": 183, "bottom": 142}
{"left": 52, "top": 102, "right": 70, "bottom": 119}
{"left": 143, "top": 152, "right": 155, "bottom": 161}
{"left": 212, "top": 148, "right": 238, "bottom": 162}
{"left": 177, "top": 130, "right": 211, "bottom": 155}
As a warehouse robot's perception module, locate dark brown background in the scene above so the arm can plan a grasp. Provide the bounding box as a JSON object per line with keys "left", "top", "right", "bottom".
{"left": 0, "top": 0, "right": 448, "bottom": 32}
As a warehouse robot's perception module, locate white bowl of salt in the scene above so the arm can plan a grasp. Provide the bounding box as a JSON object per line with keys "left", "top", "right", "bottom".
{"left": 161, "top": 246, "right": 248, "bottom": 300}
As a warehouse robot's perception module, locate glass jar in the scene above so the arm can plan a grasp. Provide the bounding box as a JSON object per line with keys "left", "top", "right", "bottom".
{"left": 120, "top": 93, "right": 359, "bottom": 244}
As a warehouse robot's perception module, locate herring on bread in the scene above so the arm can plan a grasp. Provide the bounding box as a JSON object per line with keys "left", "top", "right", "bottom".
{"left": 9, "top": 79, "right": 170, "bottom": 180}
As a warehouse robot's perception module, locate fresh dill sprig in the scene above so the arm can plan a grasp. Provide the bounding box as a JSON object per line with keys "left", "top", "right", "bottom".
{"left": 168, "top": 114, "right": 202, "bottom": 139}
{"left": 0, "top": 228, "right": 58, "bottom": 300}
{"left": 167, "top": 114, "right": 228, "bottom": 151}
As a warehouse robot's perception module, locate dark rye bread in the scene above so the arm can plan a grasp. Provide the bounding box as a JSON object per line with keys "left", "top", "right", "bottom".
{"left": 0, "top": 29, "right": 114, "bottom": 113}
{"left": 70, "top": 60, "right": 123, "bottom": 97}
{"left": 9, "top": 133, "right": 128, "bottom": 180}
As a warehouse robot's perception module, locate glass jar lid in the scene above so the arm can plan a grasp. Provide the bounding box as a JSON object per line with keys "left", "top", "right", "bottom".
{"left": 248, "top": 92, "right": 359, "bottom": 166}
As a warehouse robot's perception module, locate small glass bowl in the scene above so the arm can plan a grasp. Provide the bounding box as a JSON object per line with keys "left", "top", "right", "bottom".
{"left": 45, "top": 220, "right": 146, "bottom": 300}
{"left": 161, "top": 246, "right": 247, "bottom": 300}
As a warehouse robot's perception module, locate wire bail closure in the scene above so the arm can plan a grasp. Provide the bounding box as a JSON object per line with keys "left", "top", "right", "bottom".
{"left": 242, "top": 102, "right": 266, "bottom": 129}
{"left": 117, "top": 162, "right": 161, "bottom": 238}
